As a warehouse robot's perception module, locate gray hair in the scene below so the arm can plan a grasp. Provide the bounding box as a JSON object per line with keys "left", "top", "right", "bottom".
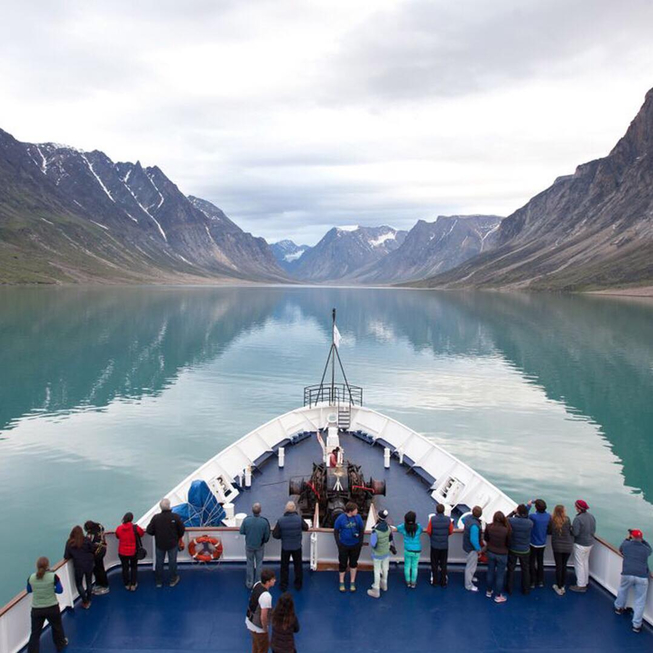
{"left": 252, "top": 503, "right": 262, "bottom": 515}
{"left": 285, "top": 501, "right": 296, "bottom": 513}
{"left": 160, "top": 498, "right": 171, "bottom": 511}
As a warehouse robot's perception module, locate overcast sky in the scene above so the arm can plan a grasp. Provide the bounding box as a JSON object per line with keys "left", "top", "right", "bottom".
{"left": 2, "top": 1, "right": 652, "bottom": 245}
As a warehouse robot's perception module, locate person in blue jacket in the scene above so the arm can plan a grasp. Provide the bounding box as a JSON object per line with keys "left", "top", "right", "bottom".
{"left": 334, "top": 502, "right": 365, "bottom": 592}
{"left": 527, "top": 499, "right": 551, "bottom": 588}
{"left": 462, "top": 506, "right": 483, "bottom": 592}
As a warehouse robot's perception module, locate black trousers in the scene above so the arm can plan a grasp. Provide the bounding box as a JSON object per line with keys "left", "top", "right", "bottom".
{"left": 430, "top": 548, "right": 448, "bottom": 586}
{"left": 529, "top": 546, "right": 545, "bottom": 586}
{"left": 280, "top": 548, "right": 303, "bottom": 591}
{"left": 119, "top": 553, "right": 139, "bottom": 586}
{"left": 74, "top": 568, "right": 93, "bottom": 603}
{"left": 28, "top": 605, "right": 67, "bottom": 653}
{"left": 554, "top": 551, "right": 571, "bottom": 588}
{"left": 94, "top": 552, "right": 109, "bottom": 588}
{"left": 506, "top": 551, "right": 530, "bottom": 595}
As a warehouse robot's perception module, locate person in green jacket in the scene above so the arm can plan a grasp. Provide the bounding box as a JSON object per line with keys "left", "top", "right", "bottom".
{"left": 26, "top": 556, "right": 68, "bottom": 652}
{"left": 397, "top": 511, "right": 423, "bottom": 588}
{"left": 367, "top": 509, "right": 396, "bottom": 598}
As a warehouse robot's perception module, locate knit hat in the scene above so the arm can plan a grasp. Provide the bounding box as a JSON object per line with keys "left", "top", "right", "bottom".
{"left": 575, "top": 499, "right": 589, "bottom": 511}
{"left": 630, "top": 529, "right": 644, "bottom": 539}
{"left": 378, "top": 509, "right": 389, "bottom": 521}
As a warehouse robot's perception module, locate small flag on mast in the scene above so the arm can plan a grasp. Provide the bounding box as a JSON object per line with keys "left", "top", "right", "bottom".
{"left": 333, "top": 325, "right": 342, "bottom": 348}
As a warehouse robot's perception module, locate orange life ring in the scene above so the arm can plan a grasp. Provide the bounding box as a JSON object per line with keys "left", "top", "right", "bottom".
{"left": 188, "top": 535, "right": 223, "bottom": 562}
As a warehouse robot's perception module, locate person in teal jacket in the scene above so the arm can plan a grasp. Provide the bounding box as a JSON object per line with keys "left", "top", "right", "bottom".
{"left": 397, "top": 511, "right": 423, "bottom": 588}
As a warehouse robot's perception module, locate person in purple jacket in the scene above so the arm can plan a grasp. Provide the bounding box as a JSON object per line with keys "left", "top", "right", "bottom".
{"left": 526, "top": 499, "right": 551, "bottom": 588}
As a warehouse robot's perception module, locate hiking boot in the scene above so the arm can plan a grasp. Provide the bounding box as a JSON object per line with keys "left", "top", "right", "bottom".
{"left": 569, "top": 585, "right": 587, "bottom": 593}
{"left": 367, "top": 588, "right": 380, "bottom": 599}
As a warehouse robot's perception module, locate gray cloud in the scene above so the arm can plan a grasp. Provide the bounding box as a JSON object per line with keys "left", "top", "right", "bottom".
{"left": 1, "top": 1, "right": 652, "bottom": 245}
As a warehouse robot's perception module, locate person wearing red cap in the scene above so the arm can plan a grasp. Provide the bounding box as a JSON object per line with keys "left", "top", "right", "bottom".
{"left": 569, "top": 499, "right": 596, "bottom": 593}
{"left": 614, "top": 529, "right": 651, "bottom": 633}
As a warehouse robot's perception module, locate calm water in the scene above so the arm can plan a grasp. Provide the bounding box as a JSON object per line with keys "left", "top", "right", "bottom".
{"left": 1, "top": 286, "right": 652, "bottom": 603}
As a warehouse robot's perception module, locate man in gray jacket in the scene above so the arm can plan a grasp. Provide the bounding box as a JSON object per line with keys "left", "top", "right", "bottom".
{"left": 570, "top": 499, "right": 596, "bottom": 593}
{"left": 240, "top": 503, "right": 271, "bottom": 589}
{"left": 614, "top": 528, "right": 651, "bottom": 633}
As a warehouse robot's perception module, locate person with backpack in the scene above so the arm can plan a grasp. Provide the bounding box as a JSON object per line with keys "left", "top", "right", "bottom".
{"left": 64, "top": 525, "right": 97, "bottom": 609}
{"left": 548, "top": 504, "right": 574, "bottom": 595}
{"left": 462, "top": 506, "right": 483, "bottom": 592}
{"left": 246, "top": 568, "right": 276, "bottom": 653}
{"left": 367, "top": 509, "right": 395, "bottom": 598}
{"left": 506, "top": 504, "right": 533, "bottom": 595}
{"left": 397, "top": 510, "right": 423, "bottom": 588}
{"left": 526, "top": 499, "right": 551, "bottom": 589}
{"left": 84, "top": 520, "right": 109, "bottom": 595}
{"left": 26, "top": 556, "right": 68, "bottom": 653}
{"left": 115, "top": 512, "right": 146, "bottom": 591}
{"left": 333, "top": 501, "right": 365, "bottom": 592}
{"left": 271, "top": 591, "right": 301, "bottom": 653}
{"left": 240, "top": 502, "right": 271, "bottom": 589}
{"left": 426, "top": 504, "right": 453, "bottom": 587}
{"left": 484, "top": 511, "right": 511, "bottom": 603}
{"left": 146, "top": 498, "right": 186, "bottom": 588}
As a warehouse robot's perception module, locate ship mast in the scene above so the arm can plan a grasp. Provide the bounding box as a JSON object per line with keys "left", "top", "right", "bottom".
{"left": 317, "top": 308, "right": 355, "bottom": 406}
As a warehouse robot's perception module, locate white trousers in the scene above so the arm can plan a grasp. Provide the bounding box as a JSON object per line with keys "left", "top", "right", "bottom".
{"left": 573, "top": 543, "right": 593, "bottom": 587}
{"left": 464, "top": 550, "right": 479, "bottom": 590}
{"left": 372, "top": 557, "right": 390, "bottom": 590}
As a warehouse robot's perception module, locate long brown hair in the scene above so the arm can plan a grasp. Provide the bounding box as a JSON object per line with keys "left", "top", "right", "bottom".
{"left": 272, "top": 591, "right": 296, "bottom": 631}
{"left": 68, "top": 525, "right": 85, "bottom": 548}
{"left": 551, "top": 505, "right": 567, "bottom": 533}
{"left": 492, "top": 511, "right": 511, "bottom": 534}
{"left": 36, "top": 556, "right": 50, "bottom": 579}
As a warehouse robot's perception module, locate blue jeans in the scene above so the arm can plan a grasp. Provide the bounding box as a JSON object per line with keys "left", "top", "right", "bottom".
{"left": 155, "top": 546, "right": 178, "bottom": 585}
{"left": 486, "top": 551, "right": 507, "bottom": 595}
{"left": 246, "top": 546, "right": 264, "bottom": 589}
{"left": 615, "top": 575, "right": 649, "bottom": 628}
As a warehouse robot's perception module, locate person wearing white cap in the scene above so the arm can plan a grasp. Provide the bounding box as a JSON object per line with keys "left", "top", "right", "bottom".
{"left": 614, "top": 529, "right": 651, "bottom": 634}
{"left": 367, "top": 510, "right": 395, "bottom": 598}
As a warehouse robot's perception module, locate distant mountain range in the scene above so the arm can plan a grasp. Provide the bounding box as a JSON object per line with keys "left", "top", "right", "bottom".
{"left": 410, "top": 88, "right": 653, "bottom": 291}
{"left": 0, "top": 130, "right": 287, "bottom": 284}
{"left": 2, "top": 86, "right": 652, "bottom": 289}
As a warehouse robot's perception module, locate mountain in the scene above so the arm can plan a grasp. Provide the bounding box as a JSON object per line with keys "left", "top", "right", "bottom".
{"left": 270, "top": 239, "right": 312, "bottom": 273}
{"left": 292, "top": 226, "right": 407, "bottom": 282}
{"left": 411, "top": 88, "right": 653, "bottom": 291}
{"left": 351, "top": 215, "right": 502, "bottom": 284}
{"left": 0, "top": 129, "right": 287, "bottom": 284}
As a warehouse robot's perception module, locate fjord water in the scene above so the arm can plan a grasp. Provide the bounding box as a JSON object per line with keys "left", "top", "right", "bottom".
{"left": 0, "top": 287, "right": 652, "bottom": 604}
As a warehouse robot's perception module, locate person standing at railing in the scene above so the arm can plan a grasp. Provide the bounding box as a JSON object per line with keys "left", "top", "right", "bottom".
{"left": 64, "top": 525, "right": 97, "bottom": 609}
{"left": 426, "top": 503, "right": 453, "bottom": 588}
{"left": 506, "top": 504, "right": 533, "bottom": 596}
{"left": 462, "top": 506, "right": 483, "bottom": 592}
{"left": 614, "top": 529, "right": 651, "bottom": 634}
{"left": 273, "top": 501, "right": 308, "bottom": 592}
{"left": 334, "top": 501, "right": 365, "bottom": 592}
{"left": 26, "top": 556, "right": 68, "bottom": 653}
{"left": 397, "top": 510, "right": 424, "bottom": 588}
{"left": 484, "top": 511, "right": 511, "bottom": 603}
{"left": 367, "top": 509, "right": 396, "bottom": 598}
{"left": 570, "top": 499, "right": 596, "bottom": 593}
{"left": 115, "top": 512, "right": 146, "bottom": 591}
{"left": 85, "top": 520, "right": 109, "bottom": 596}
{"left": 526, "top": 499, "right": 551, "bottom": 589}
{"left": 548, "top": 504, "right": 574, "bottom": 596}
{"left": 240, "top": 503, "right": 271, "bottom": 589}
{"left": 146, "top": 498, "right": 186, "bottom": 588}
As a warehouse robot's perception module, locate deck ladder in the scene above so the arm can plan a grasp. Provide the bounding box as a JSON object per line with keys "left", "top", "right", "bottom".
{"left": 337, "top": 404, "right": 351, "bottom": 430}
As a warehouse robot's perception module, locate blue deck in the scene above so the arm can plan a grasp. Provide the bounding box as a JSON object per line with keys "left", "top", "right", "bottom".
{"left": 29, "top": 563, "right": 650, "bottom": 652}
{"left": 232, "top": 430, "right": 445, "bottom": 523}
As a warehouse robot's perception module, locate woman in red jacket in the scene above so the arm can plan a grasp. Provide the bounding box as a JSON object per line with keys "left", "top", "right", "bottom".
{"left": 115, "top": 512, "right": 145, "bottom": 591}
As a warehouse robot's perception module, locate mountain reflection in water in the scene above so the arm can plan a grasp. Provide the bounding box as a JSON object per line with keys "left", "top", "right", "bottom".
{"left": 0, "top": 286, "right": 651, "bottom": 603}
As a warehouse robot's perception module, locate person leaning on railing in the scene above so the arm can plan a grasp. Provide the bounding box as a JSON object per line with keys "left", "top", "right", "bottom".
{"left": 614, "top": 529, "right": 652, "bottom": 634}
{"left": 26, "top": 556, "right": 68, "bottom": 653}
